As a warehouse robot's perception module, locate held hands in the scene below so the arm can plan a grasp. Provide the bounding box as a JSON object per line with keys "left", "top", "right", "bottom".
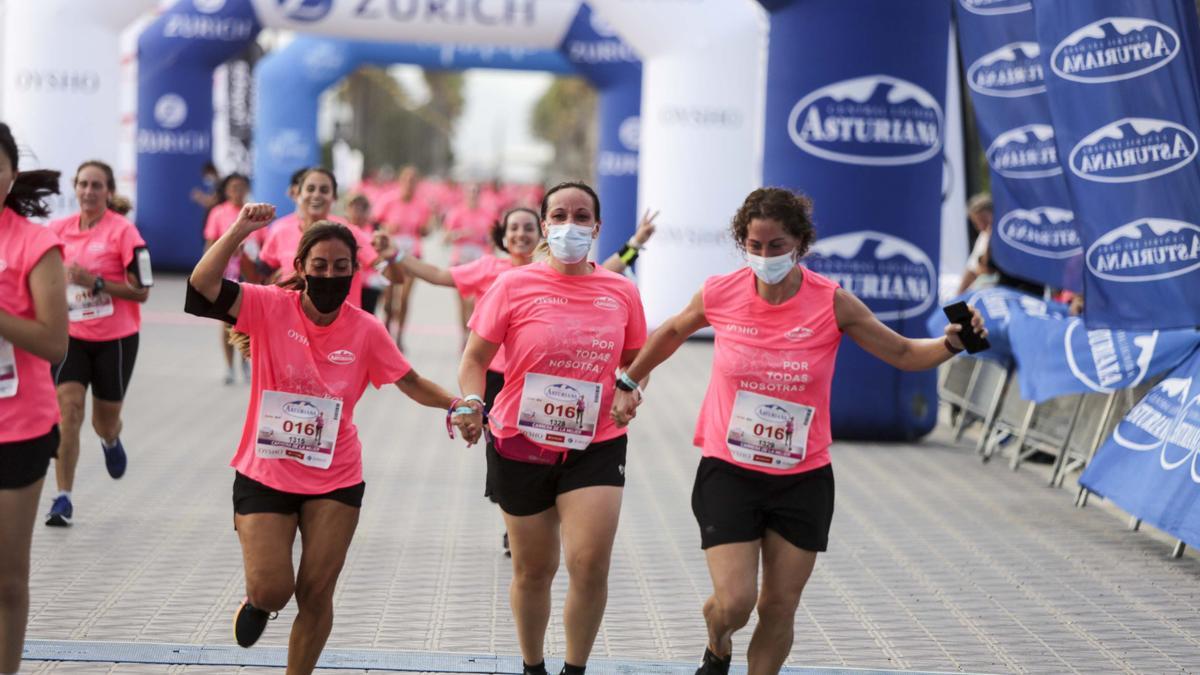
{"left": 610, "top": 388, "right": 642, "bottom": 428}
{"left": 371, "top": 231, "right": 398, "bottom": 262}
{"left": 632, "top": 209, "right": 660, "bottom": 247}
{"left": 450, "top": 399, "right": 485, "bottom": 446}
{"left": 944, "top": 305, "right": 988, "bottom": 351}
{"left": 234, "top": 203, "right": 276, "bottom": 233}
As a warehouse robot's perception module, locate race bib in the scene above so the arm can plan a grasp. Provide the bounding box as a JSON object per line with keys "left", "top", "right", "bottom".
{"left": 517, "top": 373, "right": 602, "bottom": 450}
{"left": 254, "top": 390, "right": 342, "bottom": 469}
{"left": 66, "top": 283, "right": 114, "bottom": 322}
{"left": 725, "top": 390, "right": 815, "bottom": 470}
{"left": 0, "top": 337, "right": 17, "bottom": 398}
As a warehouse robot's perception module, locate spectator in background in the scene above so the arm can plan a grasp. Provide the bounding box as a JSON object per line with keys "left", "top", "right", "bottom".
{"left": 955, "top": 193, "right": 997, "bottom": 295}
{"left": 190, "top": 161, "right": 222, "bottom": 212}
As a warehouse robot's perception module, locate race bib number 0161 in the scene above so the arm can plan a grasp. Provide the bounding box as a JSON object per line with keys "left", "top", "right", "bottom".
{"left": 66, "top": 283, "right": 114, "bottom": 322}
{"left": 255, "top": 390, "right": 342, "bottom": 470}
{"left": 517, "top": 373, "right": 602, "bottom": 450}
{"left": 0, "top": 337, "right": 17, "bottom": 398}
{"left": 726, "top": 390, "right": 815, "bottom": 470}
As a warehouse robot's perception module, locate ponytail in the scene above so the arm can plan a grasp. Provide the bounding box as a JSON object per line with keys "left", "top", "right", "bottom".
{"left": 5, "top": 170, "right": 61, "bottom": 219}
{"left": 109, "top": 194, "right": 133, "bottom": 216}
{"left": 0, "top": 122, "right": 60, "bottom": 218}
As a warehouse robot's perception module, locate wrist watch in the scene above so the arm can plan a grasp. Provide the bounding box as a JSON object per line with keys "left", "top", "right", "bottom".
{"left": 92, "top": 277, "right": 106, "bottom": 294}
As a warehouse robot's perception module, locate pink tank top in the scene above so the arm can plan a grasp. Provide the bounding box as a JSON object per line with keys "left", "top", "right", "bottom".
{"left": 695, "top": 267, "right": 842, "bottom": 475}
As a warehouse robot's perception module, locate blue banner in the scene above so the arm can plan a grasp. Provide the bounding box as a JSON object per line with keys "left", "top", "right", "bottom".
{"left": 559, "top": 5, "right": 642, "bottom": 260}
{"left": 1081, "top": 346, "right": 1200, "bottom": 547}
{"left": 763, "top": 0, "right": 950, "bottom": 440}
{"left": 136, "top": 0, "right": 260, "bottom": 270}
{"left": 928, "top": 286, "right": 1065, "bottom": 366}
{"left": 1009, "top": 311, "right": 1200, "bottom": 402}
{"left": 1034, "top": 0, "right": 1200, "bottom": 329}
{"left": 955, "top": 0, "right": 1082, "bottom": 291}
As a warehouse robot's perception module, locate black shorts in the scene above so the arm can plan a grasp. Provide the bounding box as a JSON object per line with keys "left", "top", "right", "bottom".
{"left": 0, "top": 427, "right": 59, "bottom": 490}
{"left": 692, "top": 457, "right": 835, "bottom": 552}
{"left": 55, "top": 333, "right": 139, "bottom": 402}
{"left": 232, "top": 472, "right": 365, "bottom": 516}
{"left": 486, "top": 435, "right": 627, "bottom": 517}
{"left": 481, "top": 369, "right": 505, "bottom": 502}
{"left": 361, "top": 286, "right": 382, "bottom": 316}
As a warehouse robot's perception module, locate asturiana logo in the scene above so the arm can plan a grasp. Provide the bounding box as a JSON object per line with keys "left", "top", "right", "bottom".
{"left": 283, "top": 400, "right": 319, "bottom": 419}
{"left": 544, "top": 384, "right": 581, "bottom": 403}
{"left": 1052, "top": 17, "right": 1180, "bottom": 84}
{"left": 276, "top": 0, "right": 333, "bottom": 22}
{"left": 593, "top": 296, "right": 619, "bottom": 311}
{"left": 788, "top": 75, "right": 943, "bottom": 167}
{"left": 1114, "top": 377, "right": 1190, "bottom": 451}
{"left": 1086, "top": 218, "right": 1200, "bottom": 282}
{"left": 328, "top": 349, "right": 356, "bottom": 365}
{"left": 986, "top": 124, "right": 1061, "bottom": 179}
{"left": 1063, "top": 319, "right": 1157, "bottom": 392}
{"left": 1069, "top": 118, "right": 1197, "bottom": 183}
{"left": 957, "top": 0, "right": 1030, "bottom": 16}
{"left": 967, "top": 42, "right": 1045, "bottom": 97}
{"left": 784, "top": 326, "right": 814, "bottom": 342}
{"left": 996, "top": 207, "right": 1081, "bottom": 259}
{"left": 804, "top": 231, "right": 936, "bottom": 321}
{"left": 755, "top": 404, "right": 791, "bottom": 424}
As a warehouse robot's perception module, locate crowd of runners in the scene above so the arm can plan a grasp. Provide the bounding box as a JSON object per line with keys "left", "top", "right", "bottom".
{"left": 0, "top": 120, "right": 986, "bottom": 675}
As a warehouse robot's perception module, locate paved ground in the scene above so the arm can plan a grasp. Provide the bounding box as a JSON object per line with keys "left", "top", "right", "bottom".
{"left": 20, "top": 269, "right": 1200, "bottom": 674}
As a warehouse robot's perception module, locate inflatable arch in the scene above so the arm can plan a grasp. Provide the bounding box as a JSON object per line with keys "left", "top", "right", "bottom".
{"left": 135, "top": 0, "right": 642, "bottom": 270}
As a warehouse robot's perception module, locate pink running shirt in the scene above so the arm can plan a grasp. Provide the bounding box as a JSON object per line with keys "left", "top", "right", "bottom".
{"left": 259, "top": 217, "right": 374, "bottom": 309}
{"left": 0, "top": 208, "right": 64, "bottom": 442}
{"left": 471, "top": 262, "right": 647, "bottom": 451}
{"left": 233, "top": 283, "right": 412, "bottom": 493}
{"left": 450, "top": 255, "right": 515, "bottom": 373}
{"left": 695, "top": 267, "right": 842, "bottom": 476}
{"left": 204, "top": 202, "right": 266, "bottom": 280}
{"left": 48, "top": 209, "right": 146, "bottom": 342}
{"left": 443, "top": 205, "right": 495, "bottom": 265}
{"left": 377, "top": 197, "right": 431, "bottom": 258}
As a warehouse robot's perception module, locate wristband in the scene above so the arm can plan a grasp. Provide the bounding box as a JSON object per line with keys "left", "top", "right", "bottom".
{"left": 615, "top": 371, "right": 642, "bottom": 395}
{"left": 92, "top": 277, "right": 106, "bottom": 294}
{"left": 464, "top": 394, "right": 485, "bottom": 407}
{"left": 618, "top": 244, "right": 639, "bottom": 265}
{"left": 626, "top": 238, "right": 644, "bottom": 251}
{"left": 944, "top": 337, "right": 964, "bottom": 355}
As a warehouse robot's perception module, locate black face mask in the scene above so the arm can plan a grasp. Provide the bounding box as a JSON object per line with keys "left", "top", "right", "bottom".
{"left": 305, "top": 275, "right": 353, "bottom": 313}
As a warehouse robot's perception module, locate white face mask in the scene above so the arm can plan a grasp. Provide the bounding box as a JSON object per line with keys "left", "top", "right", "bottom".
{"left": 746, "top": 251, "right": 797, "bottom": 285}
{"left": 547, "top": 223, "right": 594, "bottom": 264}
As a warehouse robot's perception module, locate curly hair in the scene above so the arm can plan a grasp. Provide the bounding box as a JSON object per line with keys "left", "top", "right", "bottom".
{"left": 1, "top": 122, "right": 60, "bottom": 219}
{"left": 730, "top": 187, "right": 816, "bottom": 258}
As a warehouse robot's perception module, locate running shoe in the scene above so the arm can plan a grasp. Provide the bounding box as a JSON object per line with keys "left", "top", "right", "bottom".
{"left": 102, "top": 438, "right": 127, "bottom": 479}
{"left": 233, "top": 597, "right": 275, "bottom": 648}
{"left": 45, "top": 495, "right": 73, "bottom": 527}
{"left": 695, "top": 647, "right": 732, "bottom": 675}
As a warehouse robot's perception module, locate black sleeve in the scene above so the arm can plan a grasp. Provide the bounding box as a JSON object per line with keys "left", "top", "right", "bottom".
{"left": 184, "top": 278, "right": 240, "bottom": 325}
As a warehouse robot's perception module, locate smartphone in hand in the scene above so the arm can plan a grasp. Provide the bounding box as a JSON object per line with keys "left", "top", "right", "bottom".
{"left": 942, "top": 301, "right": 989, "bottom": 354}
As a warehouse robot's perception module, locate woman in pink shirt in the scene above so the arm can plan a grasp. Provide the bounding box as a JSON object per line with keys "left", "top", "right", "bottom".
{"left": 204, "top": 173, "right": 256, "bottom": 385}
{"left": 0, "top": 122, "right": 69, "bottom": 675}
{"left": 187, "top": 203, "right": 480, "bottom": 671}
{"left": 612, "top": 188, "right": 986, "bottom": 675}
{"left": 457, "top": 182, "right": 648, "bottom": 675}
{"left": 442, "top": 183, "right": 499, "bottom": 335}
{"left": 45, "top": 161, "right": 151, "bottom": 528}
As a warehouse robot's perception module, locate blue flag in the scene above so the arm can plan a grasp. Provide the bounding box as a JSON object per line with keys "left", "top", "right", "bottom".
{"left": 1081, "top": 346, "right": 1200, "bottom": 547}
{"left": 1009, "top": 311, "right": 1200, "bottom": 402}
{"left": 955, "top": 0, "right": 1082, "bottom": 290}
{"left": 1034, "top": 0, "right": 1200, "bottom": 328}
